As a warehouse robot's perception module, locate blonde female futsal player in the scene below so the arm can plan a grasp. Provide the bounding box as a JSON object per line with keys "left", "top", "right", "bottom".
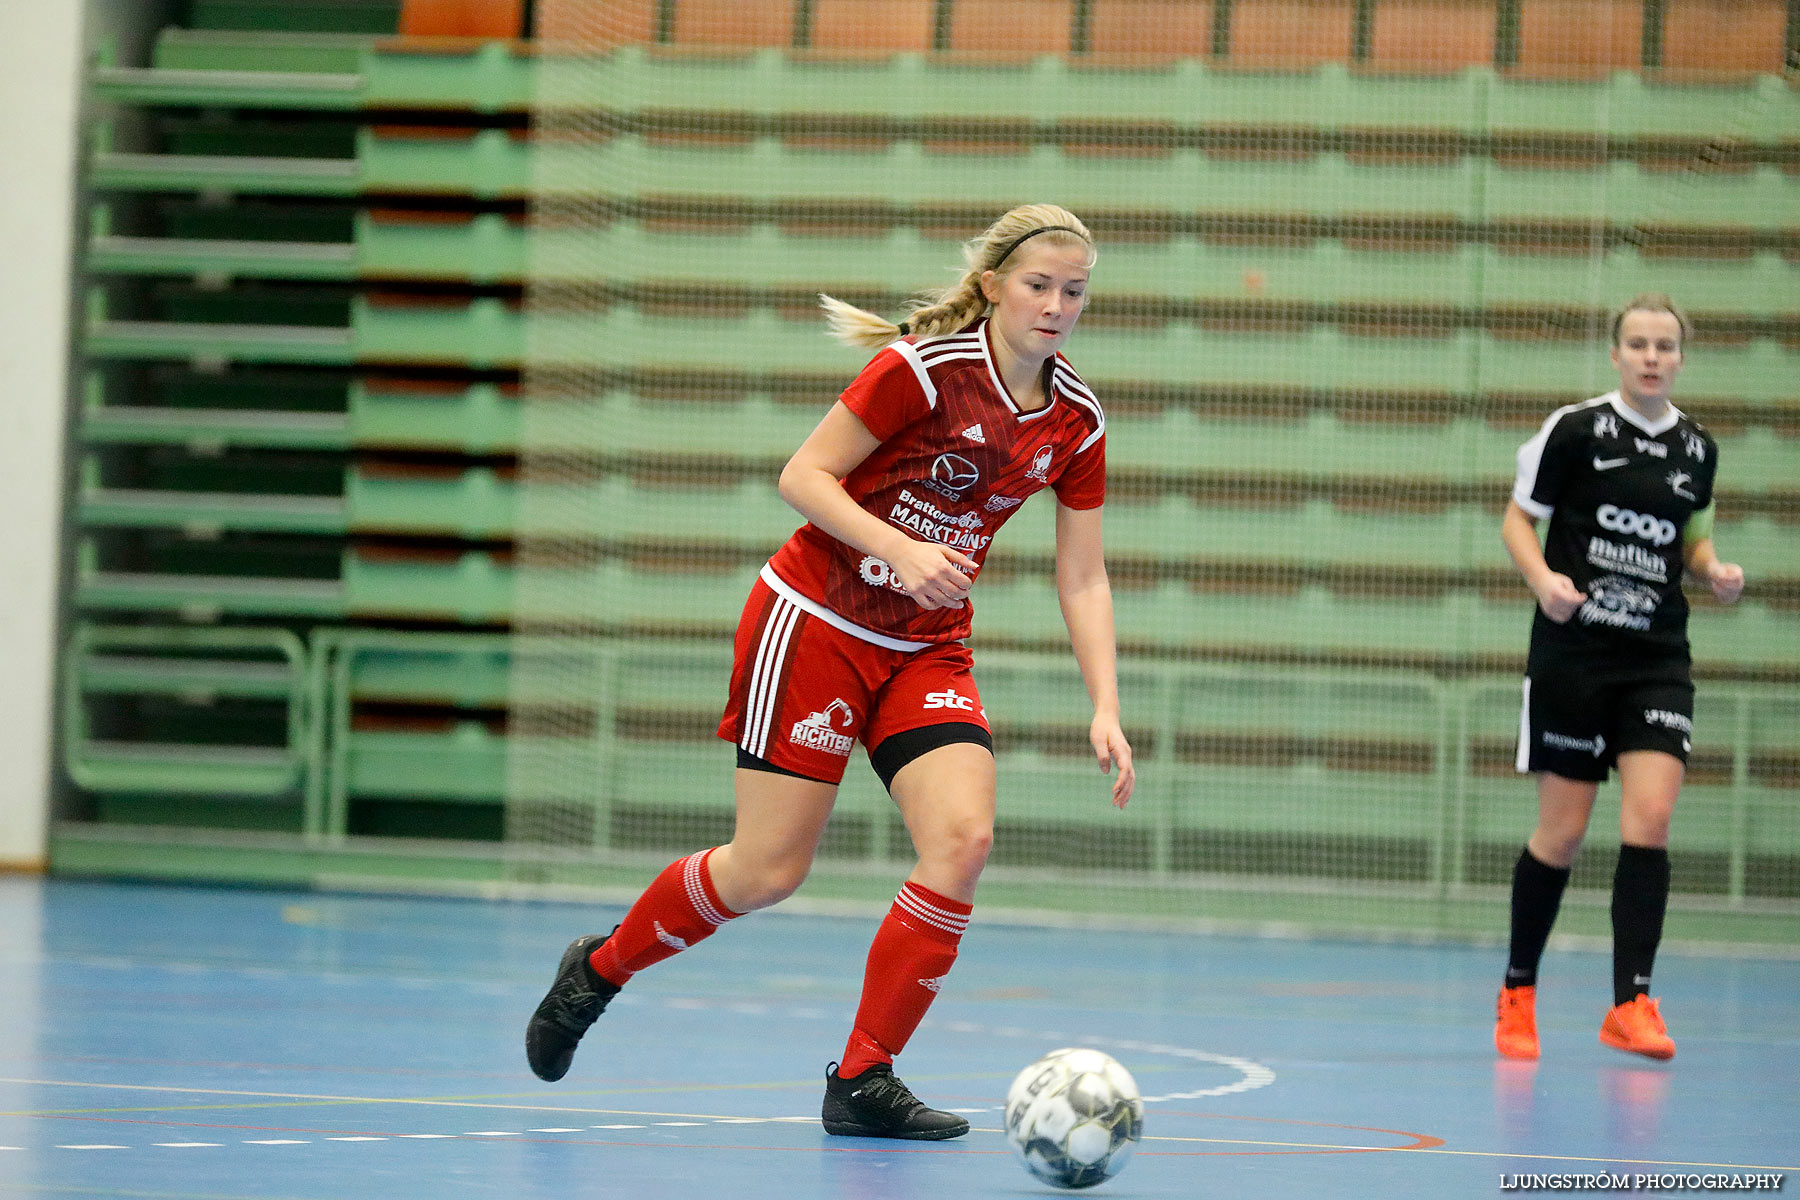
{"left": 1494, "top": 294, "right": 1744, "bottom": 1061}
{"left": 527, "top": 205, "right": 1136, "bottom": 1138}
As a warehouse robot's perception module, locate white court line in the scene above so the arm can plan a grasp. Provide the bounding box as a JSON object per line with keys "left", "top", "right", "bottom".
{"left": 154, "top": 1142, "right": 222, "bottom": 1147}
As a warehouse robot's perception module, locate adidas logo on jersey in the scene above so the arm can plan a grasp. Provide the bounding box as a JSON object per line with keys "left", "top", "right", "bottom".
{"left": 961, "top": 423, "right": 986, "bottom": 444}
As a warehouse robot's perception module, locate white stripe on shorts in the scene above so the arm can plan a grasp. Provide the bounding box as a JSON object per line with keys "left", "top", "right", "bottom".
{"left": 742, "top": 596, "right": 802, "bottom": 758}
{"left": 1516, "top": 676, "right": 1532, "bottom": 774}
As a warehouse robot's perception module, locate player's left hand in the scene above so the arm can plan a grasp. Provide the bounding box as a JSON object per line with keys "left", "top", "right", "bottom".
{"left": 1709, "top": 561, "right": 1745, "bottom": 605}
{"left": 1090, "top": 716, "right": 1135, "bottom": 809}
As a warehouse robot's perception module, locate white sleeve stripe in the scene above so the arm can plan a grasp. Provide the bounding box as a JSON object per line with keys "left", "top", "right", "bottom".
{"left": 886, "top": 340, "right": 938, "bottom": 410}
{"left": 1512, "top": 394, "right": 1611, "bottom": 519}
{"left": 1054, "top": 366, "right": 1105, "bottom": 455}
{"left": 1513, "top": 489, "right": 1553, "bottom": 520}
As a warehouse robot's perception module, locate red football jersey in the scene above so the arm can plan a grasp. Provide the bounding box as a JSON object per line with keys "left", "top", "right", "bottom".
{"left": 763, "top": 318, "right": 1106, "bottom": 647}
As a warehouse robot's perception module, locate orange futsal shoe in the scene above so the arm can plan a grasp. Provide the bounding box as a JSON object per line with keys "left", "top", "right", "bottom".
{"left": 1599, "top": 995, "right": 1676, "bottom": 1060}
{"left": 1494, "top": 985, "right": 1540, "bottom": 1060}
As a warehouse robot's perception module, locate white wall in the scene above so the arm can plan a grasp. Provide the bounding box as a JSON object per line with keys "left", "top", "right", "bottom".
{"left": 0, "top": 7, "right": 86, "bottom": 869}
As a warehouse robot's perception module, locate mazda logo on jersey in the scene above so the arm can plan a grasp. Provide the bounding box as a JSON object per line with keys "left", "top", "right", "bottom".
{"left": 928, "top": 453, "right": 980, "bottom": 499}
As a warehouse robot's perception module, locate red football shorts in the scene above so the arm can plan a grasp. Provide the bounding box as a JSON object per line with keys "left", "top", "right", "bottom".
{"left": 717, "top": 577, "right": 988, "bottom": 785}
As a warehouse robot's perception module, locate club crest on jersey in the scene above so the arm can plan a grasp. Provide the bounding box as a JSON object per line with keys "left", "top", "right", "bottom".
{"left": 927, "top": 452, "right": 980, "bottom": 499}
{"left": 961, "top": 423, "right": 986, "bottom": 444}
{"left": 790, "top": 698, "right": 855, "bottom": 757}
{"left": 1682, "top": 431, "right": 1706, "bottom": 461}
{"left": 1666, "top": 470, "right": 1696, "bottom": 501}
{"left": 1594, "top": 413, "right": 1621, "bottom": 439}
{"left": 1025, "top": 445, "right": 1055, "bottom": 483}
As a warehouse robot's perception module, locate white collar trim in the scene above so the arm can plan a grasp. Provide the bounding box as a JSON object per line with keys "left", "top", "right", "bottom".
{"left": 1607, "top": 391, "right": 1681, "bottom": 437}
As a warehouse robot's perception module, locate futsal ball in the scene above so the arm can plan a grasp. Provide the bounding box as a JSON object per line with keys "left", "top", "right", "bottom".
{"left": 1004, "top": 1048, "right": 1144, "bottom": 1189}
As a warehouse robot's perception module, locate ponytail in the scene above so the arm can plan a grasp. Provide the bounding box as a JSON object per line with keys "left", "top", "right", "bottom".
{"left": 820, "top": 204, "right": 1094, "bottom": 349}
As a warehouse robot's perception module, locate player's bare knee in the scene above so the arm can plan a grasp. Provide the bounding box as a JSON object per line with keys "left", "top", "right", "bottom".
{"left": 929, "top": 818, "right": 993, "bottom": 881}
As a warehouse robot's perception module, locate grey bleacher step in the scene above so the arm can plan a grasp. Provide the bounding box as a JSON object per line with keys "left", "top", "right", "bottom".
{"left": 81, "top": 406, "right": 351, "bottom": 448}
{"left": 79, "top": 654, "right": 297, "bottom": 697}
{"left": 81, "top": 486, "right": 348, "bottom": 532}
{"left": 91, "top": 151, "right": 358, "bottom": 188}
{"left": 87, "top": 319, "right": 355, "bottom": 354}
{"left": 90, "top": 64, "right": 362, "bottom": 103}
{"left": 82, "top": 741, "right": 295, "bottom": 767}
{"left": 90, "top": 234, "right": 357, "bottom": 274}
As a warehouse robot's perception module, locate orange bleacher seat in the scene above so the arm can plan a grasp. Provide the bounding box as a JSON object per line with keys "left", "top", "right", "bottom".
{"left": 1227, "top": 0, "right": 1356, "bottom": 63}
{"left": 1087, "top": 0, "right": 1214, "bottom": 59}
{"left": 536, "top": 0, "right": 657, "bottom": 46}
{"left": 1516, "top": 0, "right": 1643, "bottom": 74}
{"left": 1369, "top": 0, "right": 1496, "bottom": 69}
{"left": 949, "top": 0, "right": 1077, "bottom": 57}
{"left": 399, "top": 0, "right": 525, "bottom": 37}
{"left": 807, "top": 0, "right": 938, "bottom": 52}
{"left": 672, "top": 0, "right": 799, "bottom": 47}
{"left": 1658, "top": 0, "right": 1788, "bottom": 71}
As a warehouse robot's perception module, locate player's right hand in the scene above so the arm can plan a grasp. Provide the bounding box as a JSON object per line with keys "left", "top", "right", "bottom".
{"left": 1535, "top": 573, "right": 1587, "bottom": 624}
{"left": 891, "top": 541, "right": 979, "bottom": 610}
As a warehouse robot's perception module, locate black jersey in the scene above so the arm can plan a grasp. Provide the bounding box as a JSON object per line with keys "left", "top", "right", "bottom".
{"left": 1513, "top": 391, "right": 1718, "bottom": 651}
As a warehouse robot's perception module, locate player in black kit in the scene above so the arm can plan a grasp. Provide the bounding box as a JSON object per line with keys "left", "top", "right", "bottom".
{"left": 1492, "top": 294, "right": 1745, "bottom": 1061}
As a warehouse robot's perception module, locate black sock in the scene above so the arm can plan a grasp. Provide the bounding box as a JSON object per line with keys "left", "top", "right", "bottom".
{"left": 1612, "top": 843, "right": 1670, "bottom": 1007}
{"left": 1505, "top": 846, "right": 1572, "bottom": 989}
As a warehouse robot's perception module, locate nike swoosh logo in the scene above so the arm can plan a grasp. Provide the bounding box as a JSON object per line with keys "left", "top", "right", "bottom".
{"left": 1593, "top": 456, "right": 1630, "bottom": 470}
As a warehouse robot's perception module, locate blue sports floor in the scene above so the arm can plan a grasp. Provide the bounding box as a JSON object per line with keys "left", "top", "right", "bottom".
{"left": 2, "top": 875, "right": 1795, "bottom": 1198}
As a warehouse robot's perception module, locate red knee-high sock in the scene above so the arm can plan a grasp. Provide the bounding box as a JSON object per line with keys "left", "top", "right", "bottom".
{"left": 839, "top": 882, "right": 971, "bottom": 1077}
{"left": 590, "top": 848, "right": 742, "bottom": 987}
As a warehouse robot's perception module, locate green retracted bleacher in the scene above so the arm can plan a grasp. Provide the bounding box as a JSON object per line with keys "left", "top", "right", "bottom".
{"left": 63, "top": 4, "right": 1800, "bottom": 920}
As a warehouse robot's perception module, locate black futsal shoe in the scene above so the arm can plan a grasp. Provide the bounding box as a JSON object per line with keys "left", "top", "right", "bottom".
{"left": 821, "top": 1062, "right": 971, "bottom": 1140}
{"left": 525, "top": 931, "right": 620, "bottom": 1082}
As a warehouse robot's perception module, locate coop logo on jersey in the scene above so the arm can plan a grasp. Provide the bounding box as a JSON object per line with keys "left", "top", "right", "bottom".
{"left": 1543, "top": 730, "right": 1606, "bottom": 757}
{"left": 858, "top": 555, "right": 912, "bottom": 594}
{"left": 1644, "top": 708, "right": 1693, "bottom": 735}
{"left": 1597, "top": 504, "right": 1677, "bottom": 547}
{"left": 1682, "top": 431, "right": 1706, "bottom": 461}
{"left": 1634, "top": 437, "right": 1668, "bottom": 458}
{"left": 923, "top": 688, "right": 975, "bottom": 711}
{"left": 790, "top": 698, "right": 855, "bottom": 757}
{"left": 985, "top": 494, "right": 1022, "bottom": 513}
{"left": 1666, "top": 470, "right": 1697, "bottom": 501}
{"left": 1594, "top": 413, "right": 1621, "bottom": 439}
{"left": 1025, "top": 445, "right": 1055, "bottom": 483}
{"left": 927, "top": 452, "right": 981, "bottom": 499}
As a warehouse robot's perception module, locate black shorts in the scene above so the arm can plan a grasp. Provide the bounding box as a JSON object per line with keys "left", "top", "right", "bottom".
{"left": 1517, "top": 640, "right": 1694, "bottom": 782}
